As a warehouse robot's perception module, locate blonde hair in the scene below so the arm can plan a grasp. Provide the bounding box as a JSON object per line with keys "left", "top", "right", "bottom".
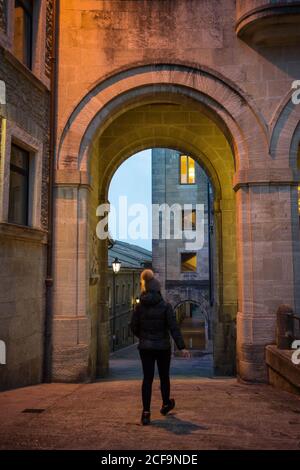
{"left": 140, "top": 269, "right": 154, "bottom": 293}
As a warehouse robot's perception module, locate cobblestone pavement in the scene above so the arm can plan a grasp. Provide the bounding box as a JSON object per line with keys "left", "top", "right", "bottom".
{"left": 0, "top": 346, "right": 300, "bottom": 450}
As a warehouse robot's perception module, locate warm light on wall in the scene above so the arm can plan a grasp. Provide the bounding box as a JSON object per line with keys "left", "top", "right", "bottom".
{"left": 0, "top": 117, "right": 6, "bottom": 161}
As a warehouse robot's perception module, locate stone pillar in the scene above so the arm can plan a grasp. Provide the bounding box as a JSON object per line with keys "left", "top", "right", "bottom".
{"left": 51, "top": 170, "right": 90, "bottom": 382}
{"left": 236, "top": 182, "right": 300, "bottom": 382}
{"left": 87, "top": 195, "right": 110, "bottom": 380}
{"left": 96, "top": 234, "right": 110, "bottom": 377}
{"left": 213, "top": 198, "right": 237, "bottom": 376}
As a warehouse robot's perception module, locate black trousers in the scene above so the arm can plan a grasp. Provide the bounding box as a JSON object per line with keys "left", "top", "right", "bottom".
{"left": 139, "top": 348, "right": 171, "bottom": 412}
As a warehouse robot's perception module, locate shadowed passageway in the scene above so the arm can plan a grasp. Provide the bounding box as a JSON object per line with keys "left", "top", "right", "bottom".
{"left": 108, "top": 344, "right": 214, "bottom": 380}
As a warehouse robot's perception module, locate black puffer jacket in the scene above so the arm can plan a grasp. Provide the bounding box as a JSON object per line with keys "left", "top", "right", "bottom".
{"left": 130, "top": 291, "right": 186, "bottom": 350}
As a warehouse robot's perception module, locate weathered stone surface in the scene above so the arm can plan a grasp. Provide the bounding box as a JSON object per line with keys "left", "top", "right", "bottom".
{"left": 45, "top": 0, "right": 54, "bottom": 79}
{"left": 0, "top": 377, "right": 300, "bottom": 449}
{"left": 266, "top": 344, "right": 300, "bottom": 395}
{"left": 0, "top": 4, "right": 51, "bottom": 390}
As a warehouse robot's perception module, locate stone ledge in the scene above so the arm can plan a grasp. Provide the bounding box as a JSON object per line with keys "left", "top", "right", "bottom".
{"left": 266, "top": 344, "right": 300, "bottom": 395}
{"left": 233, "top": 168, "right": 299, "bottom": 191}
{"left": 54, "top": 169, "right": 91, "bottom": 187}
{"left": 0, "top": 222, "right": 47, "bottom": 244}
{"left": 236, "top": 2, "right": 300, "bottom": 46}
{"left": 3, "top": 48, "right": 50, "bottom": 93}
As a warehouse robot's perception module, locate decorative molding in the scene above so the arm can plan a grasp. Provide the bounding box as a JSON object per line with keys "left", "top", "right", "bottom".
{"left": 233, "top": 168, "right": 299, "bottom": 192}
{"left": 45, "top": 0, "right": 53, "bottom": 79}
{"left": 89, "top": 232, "right": 100, "bottom": 285}
{"left": 54, "top": 169, "right": 91, "bottom": 187}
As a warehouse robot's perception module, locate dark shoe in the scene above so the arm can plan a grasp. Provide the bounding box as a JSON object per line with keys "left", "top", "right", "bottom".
{"left": 160, "top": 398, "right": 175, "bottom": 415}
{"left": 141, "top": 411, "right": 151, "bottom": 425}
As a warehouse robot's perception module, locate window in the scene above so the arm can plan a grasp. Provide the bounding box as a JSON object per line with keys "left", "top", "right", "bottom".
{"left": 13, "top": 0, "right": 33, "bottom": 69}
{"left": 180, "top": 155, "right": 195, "bottom": 184}
{"left": 181, "top": 252, "right": 197, "bottom": 272}
{"left": 182, "top": 209, "right": 196, "bottom": 231}
{"left": 8, "top": 144, "right": 29, "bottom": 226}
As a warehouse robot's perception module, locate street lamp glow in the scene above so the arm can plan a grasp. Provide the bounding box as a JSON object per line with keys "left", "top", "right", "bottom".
{"left": 112, "top": 257, "right": 121, "bottom": 274}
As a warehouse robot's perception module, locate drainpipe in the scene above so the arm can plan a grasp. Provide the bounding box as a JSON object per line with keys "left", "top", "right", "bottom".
{"left": 43, "top": 0, "right": 59, "bottom": 382}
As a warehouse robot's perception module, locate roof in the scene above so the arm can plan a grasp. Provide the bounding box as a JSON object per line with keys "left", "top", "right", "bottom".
{"left": 108, "top": 240, "right": 152, "bottom": 269}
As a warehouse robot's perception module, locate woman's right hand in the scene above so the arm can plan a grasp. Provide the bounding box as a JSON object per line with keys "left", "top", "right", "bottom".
{"left": 181, "top": 349, "right": 191, "bottom": 358}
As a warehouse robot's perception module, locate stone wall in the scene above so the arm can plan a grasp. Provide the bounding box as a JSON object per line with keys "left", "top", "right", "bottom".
{"left": 0, "top": 227, "right": 47, "bottom": 391}
{"left": 0, "top": 5, "right": 51, "bottom": 390}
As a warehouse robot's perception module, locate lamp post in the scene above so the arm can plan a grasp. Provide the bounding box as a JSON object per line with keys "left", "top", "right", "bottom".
{"left": 112, "top": 257, "right": 121, "bottom": 351}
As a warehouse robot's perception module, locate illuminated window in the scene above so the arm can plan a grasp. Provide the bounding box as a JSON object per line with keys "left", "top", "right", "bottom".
{"left": 13, "top": 0, "right": 33, "bottom": 69}
{"left": 180, "top": 155, "right": 195, "bottom": 184}
{"left": 182, "top": 209, "right": 196, "bottom": 231}
{"left": 181, "top": 253, "right": 197, "bottom": 272}
{"left": 8, "top": 144, "right": 29, "bottom": 226}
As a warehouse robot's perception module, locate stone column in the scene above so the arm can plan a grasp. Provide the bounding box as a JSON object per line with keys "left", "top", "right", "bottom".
{"left": 51, "top": 170, "right": 90, "bottom": 382}
{"left": 213, "top": 198, "right": 237, "bottom": 376}
{"left": 96, "top": 233, "right": 110, "bottom": 377}
{"left": 235, "top": 182, "right": 300, "bottom": 382}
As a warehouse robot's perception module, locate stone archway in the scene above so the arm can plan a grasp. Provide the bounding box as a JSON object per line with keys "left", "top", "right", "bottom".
{"left": 50, "top": 63, "right": 299, "bottom": 384}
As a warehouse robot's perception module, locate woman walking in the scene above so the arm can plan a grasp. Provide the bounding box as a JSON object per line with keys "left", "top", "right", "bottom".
{"left": 130, "top": 269, "right": 190, "bottom": 425}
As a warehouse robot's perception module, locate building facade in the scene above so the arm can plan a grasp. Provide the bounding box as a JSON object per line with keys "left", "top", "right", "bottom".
{"left": 152, "top": 148, "right": 214, "bottom": 356}
{"left": 0, "top": 1, "right": 53, "bottom": 390}
{"left": 0, "top": 1, "right": 300, "bottom": 390}
{"left": 107, "top": 240, "right": 151, "bottom": 352}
